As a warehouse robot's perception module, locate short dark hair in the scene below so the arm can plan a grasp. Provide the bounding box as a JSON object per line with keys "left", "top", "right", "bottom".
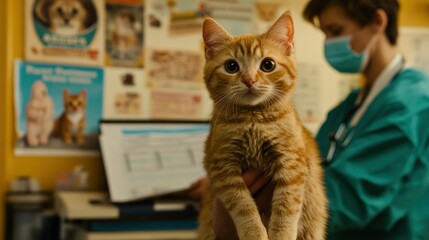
{"left": 303, "top": 0, "right": 400, "bottom": 45}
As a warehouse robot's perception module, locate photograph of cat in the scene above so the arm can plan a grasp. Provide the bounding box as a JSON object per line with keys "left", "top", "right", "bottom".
{"left": 25, "top": 81, "right": 54, "bottom": 146}
{"left": 34, "top": 0, "right": 97, "bottom": 36}
{"left": 106, "top": 1, "right": 144, "bottom": 67}
{"left": 111, "top": 10, "right": 139, "bottom": 59}
{"left": 198, "top": 12, "right": 327, "bottom": 240}
{"left": 53, "top": 89, "right": 86, "bottom": 144}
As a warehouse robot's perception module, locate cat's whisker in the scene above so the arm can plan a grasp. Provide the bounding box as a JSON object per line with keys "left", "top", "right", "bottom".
{"left": 213, "top": 91, "right": 233, "bottom": 124}
{"left": 223, "top": 91, "right": 236, "bottom": 121}
{"left": 278, "top": 95, "right": 292, "bottom": 112}
{"left": 266, "top": 89, "right": 288, "bottom": 111}
{"left": 272, "top": 90, "right": 288, "bottom": 108}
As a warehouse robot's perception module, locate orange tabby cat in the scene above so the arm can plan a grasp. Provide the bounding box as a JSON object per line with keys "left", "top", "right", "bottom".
{"left": 198, "top": 12, "right": 328, "bottom": 240}
{"left": 54, "top": 89, "right": 86, "bottom": 144}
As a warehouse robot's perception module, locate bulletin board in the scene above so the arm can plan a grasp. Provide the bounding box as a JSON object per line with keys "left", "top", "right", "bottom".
{"left": 13, "top": 0, "right": 335, "bottom": 156}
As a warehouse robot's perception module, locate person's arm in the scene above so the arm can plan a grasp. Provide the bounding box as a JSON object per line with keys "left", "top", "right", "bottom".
{"left": 326, "top": 104, "right": 429, "bottom": 234}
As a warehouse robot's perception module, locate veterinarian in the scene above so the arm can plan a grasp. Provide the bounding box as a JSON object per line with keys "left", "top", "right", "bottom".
{"left": 189, "top": 0, "right": 429, "bottom": 239}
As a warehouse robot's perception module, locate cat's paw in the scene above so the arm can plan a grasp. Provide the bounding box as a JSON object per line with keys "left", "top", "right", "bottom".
{"left": 239, "top": 228, "right": 268, "bottom": 240}
{"left": 268, "top": 229, "right": 297, "bottom": 240}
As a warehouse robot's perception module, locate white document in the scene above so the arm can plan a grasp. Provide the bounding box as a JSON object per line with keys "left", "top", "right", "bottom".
{"left": 99, "top": 122, "right": 209, "bottom": 202}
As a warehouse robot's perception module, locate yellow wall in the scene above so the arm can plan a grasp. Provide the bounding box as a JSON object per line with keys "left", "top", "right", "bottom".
{"left": 400, "top": 0, "right": 429, "bottom": 26}
{"left": 0, "top": 1, "right": 107, "bottom": 239}
{"left": 0, "top": 0, "right": 428, "bottom": 239}
{"left": 0, "top": 1, "right": 8, "bottom": 239}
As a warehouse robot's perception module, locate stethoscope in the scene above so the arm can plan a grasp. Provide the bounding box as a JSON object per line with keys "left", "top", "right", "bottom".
{"left": 325, "top": 104, "right": 360, "bottom": 162}
{"left": 325, "top": 55, "right": 405, "bottom": 164}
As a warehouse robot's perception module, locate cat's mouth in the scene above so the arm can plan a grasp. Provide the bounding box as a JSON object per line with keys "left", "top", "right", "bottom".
{"left": 243, "top": 87, "right": 261, "bottom": 98}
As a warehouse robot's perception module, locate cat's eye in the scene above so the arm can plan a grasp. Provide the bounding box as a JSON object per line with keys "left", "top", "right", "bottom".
{"left": 56, "top": 7, "right": 63, "bottom": 15}
{"left": 224, "top": 60, "right": 240, "bottom": 74}
{"left": 260, "top": 58, "right": 276, "bottom": 72}
{"left": 71, "top": 8, "right": 79, "bottom": 16}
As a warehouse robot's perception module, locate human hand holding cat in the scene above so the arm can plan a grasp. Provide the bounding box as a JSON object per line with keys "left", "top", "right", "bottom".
{"left": 212, "top": 169, "right": 274, "bottom": 240}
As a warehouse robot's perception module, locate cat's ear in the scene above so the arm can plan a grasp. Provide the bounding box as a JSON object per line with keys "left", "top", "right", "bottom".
{"left": 202, "top": 18, "right": 232, "bottom": 59}
{"left": 80, "top": 90, "right": 86, "bottom": 99}
{"left": 63, "top": 89, "right": 70, "bottom": 97}
{"left": 265, "top": 11, "right": 294, "bottom": 55}
{"left": 34, "top": 0, "right": 49, "bottom": 25}
{"left": 63, "top": 89, "right": 70, "bottom": 102}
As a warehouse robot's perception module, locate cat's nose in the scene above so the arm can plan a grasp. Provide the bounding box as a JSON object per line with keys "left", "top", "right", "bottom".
{"left": 242, "top": 78, "right": 256, "bottom": 88}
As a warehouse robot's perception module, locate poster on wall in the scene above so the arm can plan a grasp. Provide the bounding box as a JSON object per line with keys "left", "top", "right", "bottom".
{"left": 14, "top": 60, "right": 104, "bottom": 156}
{"left": 293, "top": 62, "right": 323, "bottom": 127}
{"left": 25, "top": 0, "right": 105, "bottom": 66}
{"left": 106, "top": 0, "right": 144, "bottom": 68}
{"left": 253, "top": 1, "right": 288, "bottom": 34}
{"left": 145, "top": 0, "right": 208, "bottom": 89}
{"left": 103, "top": 67, "right": 148, "bottom": 120}
{"left": 146, "top": 48, "right": 204, "bottom": 89}
{"left": 204, "top": 0, "right": 255, "bottom": 35}
{"left": 148, "top": 89, "right": 206, "bottom": 120}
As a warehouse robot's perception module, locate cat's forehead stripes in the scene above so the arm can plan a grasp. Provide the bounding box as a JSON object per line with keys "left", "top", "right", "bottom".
{"left": 232, "top": 37, "right": 264, "bottom": 59}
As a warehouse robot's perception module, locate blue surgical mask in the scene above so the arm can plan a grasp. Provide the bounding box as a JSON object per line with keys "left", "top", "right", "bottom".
{"left": 324, "top": 35, "right": 370, "bottom": 73}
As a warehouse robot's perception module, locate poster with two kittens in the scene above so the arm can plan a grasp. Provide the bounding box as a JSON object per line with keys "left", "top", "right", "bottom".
{"left": 14, "top": 60, "right": 104, "bottom": 155}
{"left": 25, "top": 0, "right": 105, "bottom": 66}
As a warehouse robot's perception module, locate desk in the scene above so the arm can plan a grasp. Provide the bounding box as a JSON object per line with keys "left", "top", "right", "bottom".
{"left": 55, "top": 191, "right": 198, "bottom": 240}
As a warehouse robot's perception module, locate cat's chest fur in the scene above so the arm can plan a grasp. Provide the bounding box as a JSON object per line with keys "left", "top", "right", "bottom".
{"left": 66, "top": 111, "right": 84, "bottom": 134}
{"left": 238, "top": 123, "right": 280, "bottom": 168}
{"left": 212, "top": 119, "right": 297, "bottom": 171}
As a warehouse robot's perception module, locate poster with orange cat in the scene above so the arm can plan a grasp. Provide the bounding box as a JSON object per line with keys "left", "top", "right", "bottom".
{"left": 25, "top": 0, "right": 105, "bottom": 66}
{"left": 14, "top": 60, "right": 104, "bottom": 156}
{"left": 105, "top": 0, "right": 144, "bottom": 68}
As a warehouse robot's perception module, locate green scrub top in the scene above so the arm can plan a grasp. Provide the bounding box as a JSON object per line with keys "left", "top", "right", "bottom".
{"left": 316, "top": 68, "right": 429, "bottom": 240}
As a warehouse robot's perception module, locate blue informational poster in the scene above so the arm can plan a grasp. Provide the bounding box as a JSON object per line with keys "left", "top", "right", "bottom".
{"left": 14, "top": 60, "right": 104, "bottom": 155}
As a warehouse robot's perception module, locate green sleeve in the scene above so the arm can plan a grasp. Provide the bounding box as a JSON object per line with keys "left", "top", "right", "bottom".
{"left": 326, "top": 101, "right": 429, "bottom": 233}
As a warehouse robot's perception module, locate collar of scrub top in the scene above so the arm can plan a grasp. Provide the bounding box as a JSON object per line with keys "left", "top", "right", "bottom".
{"left": 325, "top": 53, "right": 405, "bottom": 163}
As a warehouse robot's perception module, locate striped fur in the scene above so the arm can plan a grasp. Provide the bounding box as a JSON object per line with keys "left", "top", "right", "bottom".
{"left": 199, "top": 12, "right": 328, "bottom": 240}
